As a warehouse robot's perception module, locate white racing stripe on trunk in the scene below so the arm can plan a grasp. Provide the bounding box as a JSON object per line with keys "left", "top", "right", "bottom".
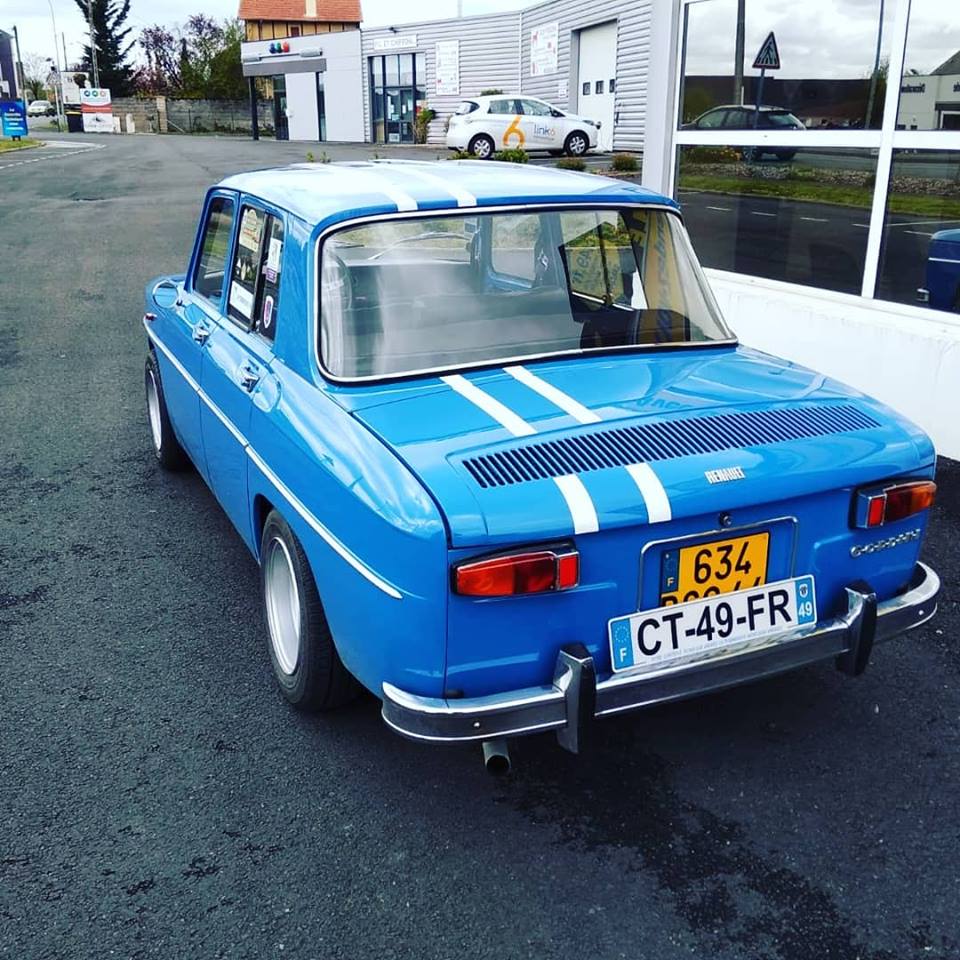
{"left": 441, "top": 374, "right": 536, "bottom": 437}
{"left": 503, "top": 365, "right": 601, "bottom": 424}
{"left": 626, "top": 462, "right": 672, "bottom": 523}
{"left": 374, "top": 160, "right": 477, "bottom": 207}
{"left": 554, "top": 475, "right": 600, "bottom": 534}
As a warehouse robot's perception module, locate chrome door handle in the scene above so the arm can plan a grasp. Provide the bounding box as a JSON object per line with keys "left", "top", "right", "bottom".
{"left": 238, "top": 362, "right": 261, "bottom": 392}
{"left": 192, "top": 323, "right": 211, "bottom": 345}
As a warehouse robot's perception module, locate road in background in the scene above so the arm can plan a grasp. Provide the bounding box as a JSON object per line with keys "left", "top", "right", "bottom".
{"left": 1, "top": 134, "right": 958, "bottom": 960}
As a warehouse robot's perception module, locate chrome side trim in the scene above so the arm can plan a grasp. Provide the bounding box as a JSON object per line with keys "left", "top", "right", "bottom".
{"left": 143, "top": 320, "right": 403, "bottom": 601}
{"left": 381, "top": 562, "right": 940, "bottom": 745}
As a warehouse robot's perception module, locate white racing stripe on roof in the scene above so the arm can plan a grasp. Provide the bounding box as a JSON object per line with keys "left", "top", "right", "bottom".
{"left": 504, "top": 365, "right": 600, "bottom": 424}
{"left": 626, "top": 462, "right": 672, "bottom": 524}
{"left": 373, "top": 160, "right": 477, "bottom": 207}
{"left": 350, "top": 166, "right": 418, "bottom": 212}
{"left": 553, "top": 474, "right": 600, "bottom": 534}
{"left": 441, "top": 374, "right": 536, "bottom": 437}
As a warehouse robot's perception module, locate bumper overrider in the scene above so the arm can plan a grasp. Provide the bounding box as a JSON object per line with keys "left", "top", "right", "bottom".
{"left": 382, "top": 562, "right": 940, "bottom": 753}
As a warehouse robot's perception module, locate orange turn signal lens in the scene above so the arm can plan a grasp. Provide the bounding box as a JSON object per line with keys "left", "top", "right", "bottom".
{"left": 454, "top": 548, "right": 580, "bottom": 597}
{"left": 855, "top": 480, "right": 936, "bottom": 528}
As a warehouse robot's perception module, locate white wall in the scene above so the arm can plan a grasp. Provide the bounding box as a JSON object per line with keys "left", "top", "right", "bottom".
{"left": 706, "top": 269, "right": 960, "bottom": 459}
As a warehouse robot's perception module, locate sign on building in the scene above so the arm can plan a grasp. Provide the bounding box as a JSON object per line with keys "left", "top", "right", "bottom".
{"left": 373, "top": 34, "right": 417, "bottom": 52}
{"left": 81, "top": 87, "right": 112, "bottom": 133}
{"left": 530, "top": 22, "right": 559, "bottom": 76}
{"left": 435, "top": 40, "right": 459, "bottom": 96}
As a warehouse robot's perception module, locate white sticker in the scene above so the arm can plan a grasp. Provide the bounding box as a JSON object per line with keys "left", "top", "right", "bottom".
{"left": 229, "top": 281, "right": 254, "bottom": 319}
{"left": 267, "top": 236, "right": 283, "bottom": 274}
{"left": 239, "top": 208, "right": 263, "bottom": 251}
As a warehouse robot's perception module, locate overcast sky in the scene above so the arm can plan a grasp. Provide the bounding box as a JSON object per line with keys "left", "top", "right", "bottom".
{"left": 7, "top": 0, "right": 959, "bottom": 79}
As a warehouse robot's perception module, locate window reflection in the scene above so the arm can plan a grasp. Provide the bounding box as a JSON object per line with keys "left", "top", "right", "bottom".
{"left": 677, "top": 145, "right": 876, "bottom": 294}
{"left": 897, "top": 0, "right": 960, "bottom": 131}
{"left": 681, "top": 0, "right": 898, "bottom": 130}
{"left": 876, "top": 150, "right": 960, "bottom": 313}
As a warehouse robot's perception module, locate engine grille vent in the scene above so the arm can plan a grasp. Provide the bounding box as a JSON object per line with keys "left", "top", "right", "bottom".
{"left": 461, "top": 404, "right": 879, "bottom": 490}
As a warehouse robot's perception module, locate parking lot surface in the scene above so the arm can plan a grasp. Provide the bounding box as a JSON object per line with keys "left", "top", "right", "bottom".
{"left": 1, "top": 133, "right": 957, "bottom": 960}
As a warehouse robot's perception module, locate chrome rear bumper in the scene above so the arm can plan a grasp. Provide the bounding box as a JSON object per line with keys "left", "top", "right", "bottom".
{"left": 381, "top": 562, "right": 940, "bottom": 752}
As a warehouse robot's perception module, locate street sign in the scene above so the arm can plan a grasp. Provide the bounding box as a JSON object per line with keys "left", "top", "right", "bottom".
{"left": 752, "top": 32, "right": 781, "bottom": 71}
{"left": 0, "top": 100, "right": 28, "bottom": 138}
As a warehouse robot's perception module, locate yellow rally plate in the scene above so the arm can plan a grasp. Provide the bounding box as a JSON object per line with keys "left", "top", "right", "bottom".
{"left": 660, "top": 532, "right": 770, "bottom": 605}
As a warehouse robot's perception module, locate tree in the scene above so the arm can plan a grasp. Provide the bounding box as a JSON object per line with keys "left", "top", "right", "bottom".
{"left": 137, "top": 25, "right": 181, "bottom": 95}
{"left": 22, "top": 53, "right": 50, "bottom": 100}
{"left": 73, "top": 0, "right": 135, "bottom": 96}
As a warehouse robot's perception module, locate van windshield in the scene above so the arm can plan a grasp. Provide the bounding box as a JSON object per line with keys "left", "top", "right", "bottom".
{"left": 319, "top": 206, "right": 733, "bottom": 380}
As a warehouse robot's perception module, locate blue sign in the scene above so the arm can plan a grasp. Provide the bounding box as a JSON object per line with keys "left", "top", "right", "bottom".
{"left": 1, "top": 100, "right": 28, "bottom": 138}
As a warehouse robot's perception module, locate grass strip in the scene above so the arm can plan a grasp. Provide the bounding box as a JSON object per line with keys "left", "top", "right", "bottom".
{"left": 0, "top": 138, "right": 42, "bottom": 154}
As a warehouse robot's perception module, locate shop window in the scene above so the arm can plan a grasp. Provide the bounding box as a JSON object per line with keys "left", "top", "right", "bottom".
{"left": 676, "top": 145, "right": 877, "bottom": 296}
{"left": 679, "top": 0, "right": 898, "bottom": 130}
{"left": 290, "top": 25, "right": 300, "bottom": 37}
{"left": 876, "top": 150, "right": 960, "bottom": 314}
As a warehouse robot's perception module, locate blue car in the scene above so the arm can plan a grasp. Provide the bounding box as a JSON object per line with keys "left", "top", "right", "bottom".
{"left": 918, "top": 228, "right": 960, "bottom": 313}
{"left": 143, "top": 160, "right": 940, "bottom": 767}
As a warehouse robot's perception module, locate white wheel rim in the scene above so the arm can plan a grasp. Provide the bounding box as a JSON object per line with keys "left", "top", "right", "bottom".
{"left": 264, "top": 536, "right": 301, "bottom": 676}
{"left": 475, "top": 139, "right": 491, "bottom": 158}
{"left": 146, "top": 369, "right": 162, "bottom": 453}
{"left": 571, "top": 136, "right": 586, "bottom": 155}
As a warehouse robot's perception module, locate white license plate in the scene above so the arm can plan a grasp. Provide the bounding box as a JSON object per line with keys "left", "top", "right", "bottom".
{"left": 608, "top": 575, "right": 817, "bottom": 674}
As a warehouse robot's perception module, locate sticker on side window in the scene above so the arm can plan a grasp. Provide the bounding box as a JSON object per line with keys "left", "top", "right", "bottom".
{"left": 262, "top": 294, "right": 274, "bottom": 331}
{"left": 229, "top": 281, "right": 254, "bottom": 319}
{"left": 239, "top": 208, "right": 264, "bottom": 251}
{"left": 266, "top": 236, "right": 283, "bottom": 275}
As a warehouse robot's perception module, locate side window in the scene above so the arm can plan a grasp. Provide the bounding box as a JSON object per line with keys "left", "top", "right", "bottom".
{"left": 698, "top": 109, "right": 727, "bottom": 129}
{"left": 491, "top": 213, "right": 540, "bottom": 283}
{"left": 520, "top": 99, "right": 551, "bottom": 117}
{"left": 193, "top": 196, "right": 235, "bottom": 303}
{"left": 227, "top": 205, "right": 284, "bottom": 342}
{"left": 488, "top": 99, "right": 518, "bottom": 115}
{"left": 724, "top": 108, "right": 751, "bottom": 128}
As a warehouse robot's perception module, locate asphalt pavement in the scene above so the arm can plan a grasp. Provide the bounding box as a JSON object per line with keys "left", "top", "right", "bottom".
{"left": 1, "top": 132, "right": 958, "bottom": 960}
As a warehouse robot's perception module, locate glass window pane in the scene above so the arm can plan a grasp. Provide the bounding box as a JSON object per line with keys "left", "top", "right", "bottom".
{"left": 193, "top": 197, "right": 235, "bottom": 303}
{"left": 898, "top": 0, "right": 960, "bottom": 131}
{"left": 400, "top": 53, "right": 414, "bottom": 86}
{"left": 582, "top": 81, "right": 590, "bottom": 96}
{"left": 492, "top": 213, "right": 538, "bottom": 282}
{"left": 595, "top": 80, "right": 604, "bottom": 94}
{"left": 676, "top": 144, "right": 877, "bottom": 294}
{"left": 229, "top": 206, "right": 268, "bottom": 325}
{"left": 680, "top": 0, "right": 898, "bottom": 130}
{"left": 876, "top": 150, "right": 960, "bottom": 313}
{"left": 254, "top": 216, "right": 284, "bottom": 341}
{"left": 385, "top": 54, "right": 399, "bottom": 85}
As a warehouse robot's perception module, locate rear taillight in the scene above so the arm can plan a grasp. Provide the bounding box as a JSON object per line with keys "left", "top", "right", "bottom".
{"left": 854, "top": 480, "right": 936, "bottom": 528}
{"left": 453, "top": 547, "right": 580, "bottom": 597}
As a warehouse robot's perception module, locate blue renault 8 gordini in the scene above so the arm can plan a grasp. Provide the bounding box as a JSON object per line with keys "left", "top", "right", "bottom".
{"left": 143, "top": 160, "right": 940, "bottom": 767}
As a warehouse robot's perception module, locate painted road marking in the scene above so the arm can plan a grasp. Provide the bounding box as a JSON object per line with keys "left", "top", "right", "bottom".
{"left": 750, "top": 211, "right": 776, "bottom": 217}
{"left": 800, "top": 217, "right": 829, "bottom": 223}
{"left": 0, "top": 141, "right": 105, "bottom": 171}
{"left": 706, "top": 205, "right": 731, "bottom": 212}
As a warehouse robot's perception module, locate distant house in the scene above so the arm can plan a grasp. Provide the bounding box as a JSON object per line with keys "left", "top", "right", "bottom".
{"left": 239, "top": 0, "right": 362, "bottom": 41}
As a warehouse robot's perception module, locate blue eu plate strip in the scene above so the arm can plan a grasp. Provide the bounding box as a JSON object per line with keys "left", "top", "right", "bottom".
{"left": 611, "top": 619, "right": 634, "bottom": 670}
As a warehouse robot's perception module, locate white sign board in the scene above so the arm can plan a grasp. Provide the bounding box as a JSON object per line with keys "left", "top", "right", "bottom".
{"left": 373, "top": 34, "right": 417, "bottom": 52}
{"left": 80, "top": 87, "right": 112, "bottom": 108}
{"left": 558, "top": 78, "right": 568, "bottom": 101}
{"left": 530, "top": 22, "right": 559, "bottom": 77}
{"left": 61, "top": 72, "right": 89, "bottom": 104}
{"left": 81, "top": 86, "right": 112, "bottom": 134}
{"left": 435, "top": 39, "right": 460, "bottom": 97}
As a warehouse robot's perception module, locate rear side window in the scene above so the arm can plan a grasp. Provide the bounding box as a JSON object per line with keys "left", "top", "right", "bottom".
{"left": 193, "top": 196, "right": 235, "bottom": 303}
{"left": 456, "top": 101, "right": 479, "bottom": 115}
{"left": 227, "top": 205, "right": 284, "bottom": 341}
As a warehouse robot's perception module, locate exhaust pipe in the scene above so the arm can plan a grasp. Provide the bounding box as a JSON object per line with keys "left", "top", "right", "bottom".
{"left": 481, "top": 738, "right": 511, "bottom": 775}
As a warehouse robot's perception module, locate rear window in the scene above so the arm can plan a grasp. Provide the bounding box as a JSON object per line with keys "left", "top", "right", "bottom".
{"left": 763, "top": 111, "right": 803, "bottom": 128}
{"left": 319, "top": 207, "right": 733, "bottom": 380}
{"left": 455, "top": 101, "right": 479, "bottom": 115}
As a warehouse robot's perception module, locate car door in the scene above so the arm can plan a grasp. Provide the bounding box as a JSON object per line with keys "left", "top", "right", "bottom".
{"left": 199, "top": 201, "right": 285, "bottom": 551}
{"left": 486, "top": 97, "right": 522, "bottom": 149}
{"left": 517, "top": 98, "right": 561, "bottom": 150}
{"left": 151, "top": 191, "right": 236, "bottom": 476}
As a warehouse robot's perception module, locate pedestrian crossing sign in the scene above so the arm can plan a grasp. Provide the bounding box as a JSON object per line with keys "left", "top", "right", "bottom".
{"left": 752, "top": 32, "right": 781, "bottom": 70}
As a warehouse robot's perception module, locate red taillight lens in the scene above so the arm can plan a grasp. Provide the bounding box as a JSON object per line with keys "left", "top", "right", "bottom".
{"left": 454, "top": 548, "right": 580, "bottom": 597}
{"left": 856, "top": 480, "right": 936, "bottom": 528}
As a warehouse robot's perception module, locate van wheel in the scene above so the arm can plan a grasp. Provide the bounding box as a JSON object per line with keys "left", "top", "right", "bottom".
{"left": 145, "top": 351, "right": 189, "bottom": 471}
{"left": 469, "top": 134, "right": 495, "bottom": 159}
{"left": 260, "top": 510, "right": 360, "bottom": 711}
{"left": 564, "top": 131, "right": 589, "bottom": 156}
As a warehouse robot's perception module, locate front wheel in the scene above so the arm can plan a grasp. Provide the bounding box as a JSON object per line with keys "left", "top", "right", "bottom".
{"left": 145, "top": 351, "right": 189, "bottom": 471}
{"left": 260, "top": 510, "right": 360, "bottom": 711}
{"left": 564, "top": 131, "right": 589, "bottom": 157}
{"left": 468, "top": 134, "right": 495, "bottom": 159}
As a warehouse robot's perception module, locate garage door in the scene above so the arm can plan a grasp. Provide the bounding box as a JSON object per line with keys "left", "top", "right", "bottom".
{"left": 577, "top": 21, "right": 617, "bottom": 152}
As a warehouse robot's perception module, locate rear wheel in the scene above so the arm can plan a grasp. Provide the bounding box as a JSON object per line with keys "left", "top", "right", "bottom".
{"left": 469, "top": 134, "right": 495, "bottom": 159}
{"left": 564, "top": 131, "right": 589, "bottom": 157}
{"left": 145, "top": 351, "right": 189, "bottom": 471}
{"left": 260, "top": 510, "right": 359, "bottom": 711}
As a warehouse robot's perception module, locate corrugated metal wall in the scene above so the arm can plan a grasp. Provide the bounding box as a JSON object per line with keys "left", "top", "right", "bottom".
{"left": 360, "top": 0, "right": 650, "bottom": 152}
{"left": 361, "top": 12, "right": 521, "bottom": 148}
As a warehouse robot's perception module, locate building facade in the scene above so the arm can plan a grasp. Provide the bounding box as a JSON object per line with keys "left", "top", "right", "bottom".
{"left": 240, "top": 0, "right": 653, "bottom": 151}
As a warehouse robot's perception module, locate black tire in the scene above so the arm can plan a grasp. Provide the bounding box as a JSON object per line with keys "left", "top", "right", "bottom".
{"left": 564, "top": 131, "right": 589, "bottom": 157}
{"left": 260, "top": 509, "right": 360, "bottom": 711}
{"left": 145, "top": 350, "right": 189, "bottom": 471}
{"left": 548, "top": 149, "right": 564, "bottom": 157}
{"left": 468, "top": 134, "right": 495, "bottom": 159}
{"left": 775, "top": 149, "right": 796, "bottom": 161}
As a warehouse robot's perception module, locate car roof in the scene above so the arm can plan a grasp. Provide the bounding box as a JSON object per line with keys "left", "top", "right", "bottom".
{"left": 217, "top": 160, "right": 677, "bottom": 231}
{"left": 463, "top": 94, "right": 544, "bottom": 103}
{"left": 706, "top": 104, "right": 793, "bottom": 112}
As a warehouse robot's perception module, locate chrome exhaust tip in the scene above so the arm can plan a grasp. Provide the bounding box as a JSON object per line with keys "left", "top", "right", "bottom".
{"left": 481, "top": 738, "right": 511, "bottom": 775}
